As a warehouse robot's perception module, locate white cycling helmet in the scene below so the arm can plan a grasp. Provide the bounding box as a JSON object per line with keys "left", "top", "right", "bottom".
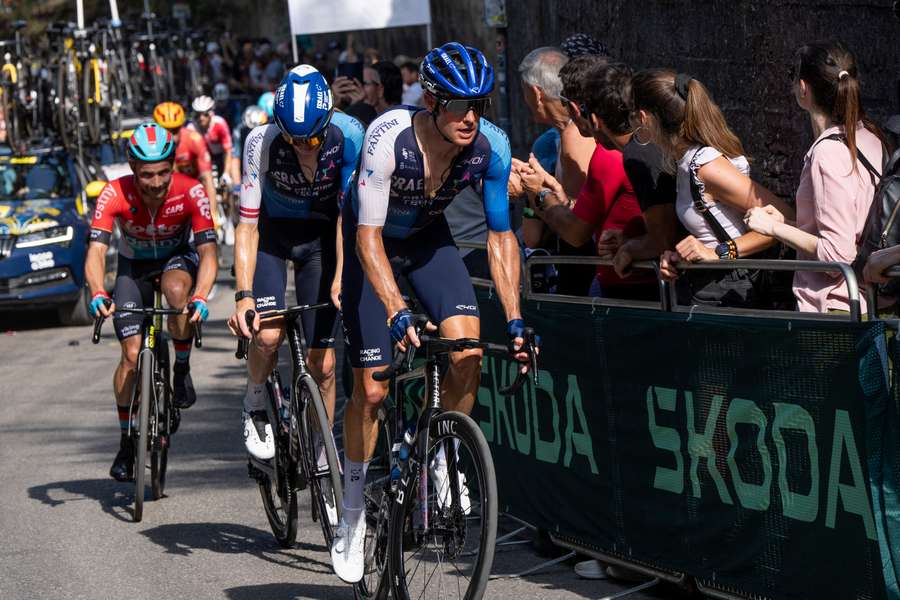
{"left": 192, "top": 95, "right": 215, "bottom": 113}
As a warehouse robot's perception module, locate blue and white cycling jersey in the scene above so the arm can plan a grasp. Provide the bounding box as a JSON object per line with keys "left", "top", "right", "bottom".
{"left": 239, "top": 111, "right": 365, "bottom": 227}
{"left": 350, "top": 107, "right": 512, "bottom": 239}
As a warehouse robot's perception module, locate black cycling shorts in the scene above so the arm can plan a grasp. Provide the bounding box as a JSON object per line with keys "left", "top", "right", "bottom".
{"left": 252, "top": 225, "right": 339, "bottom": 349}
{"left": 112, "top": 248, "right": 199, "bottom": 341}
{"left": 341, "top": 215, "right": 479, "bottom": 368}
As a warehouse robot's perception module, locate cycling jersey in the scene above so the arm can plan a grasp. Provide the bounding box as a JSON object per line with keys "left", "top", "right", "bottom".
{"left": 351, "top": 107, "right": 512, "bottom": 239}
{"left": 239, "top": 111, "right": 365, "bottom": 229}
{"left": 174, "top": 128, "right": 213, "bottom": 179}
{"left": 90, "top": 173, "right": 216, "bottom": 260}
{"left": 188, "top": 115, "right": 233, "bottom": 157}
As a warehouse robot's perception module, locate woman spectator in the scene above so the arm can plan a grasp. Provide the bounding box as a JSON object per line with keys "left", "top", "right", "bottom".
{"left": 745, "top": 41, "right": 885, "bottom": 313}
{"left": 631, "top": 70, "right": 792, "bottom": 307}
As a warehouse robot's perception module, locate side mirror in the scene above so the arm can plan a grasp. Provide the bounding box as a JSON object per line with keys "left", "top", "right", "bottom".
{"left": 84, "top": 180, "right": 106, "bottom": 199}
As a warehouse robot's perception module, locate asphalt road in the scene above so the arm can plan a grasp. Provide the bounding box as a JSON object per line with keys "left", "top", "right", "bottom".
{"left": 0, "top": 265, "right": 674, "bottom": 600}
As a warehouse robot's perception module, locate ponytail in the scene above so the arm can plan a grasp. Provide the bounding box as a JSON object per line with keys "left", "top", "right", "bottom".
{"left": 681, "top": 78, "right": 745, "bottom": 159}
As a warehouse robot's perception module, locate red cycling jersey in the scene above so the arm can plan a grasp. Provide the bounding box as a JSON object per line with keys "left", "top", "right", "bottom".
{"left": 174, "top": 128, "right": 212, "bottom": 179}
{"left": 90, "top": 172, "right": 216, "bottom": 260}
{"left": 188, "top": 115, "right": 233, "bottom": 156}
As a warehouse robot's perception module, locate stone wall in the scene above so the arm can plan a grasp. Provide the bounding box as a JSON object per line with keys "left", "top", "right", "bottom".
{"left": 503, "top": 0, "right": 900, "bottom": 195}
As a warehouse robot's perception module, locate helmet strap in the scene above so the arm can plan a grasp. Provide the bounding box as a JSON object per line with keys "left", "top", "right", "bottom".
{"left": 431, "top": 104, "right": 456, "bottom": 145}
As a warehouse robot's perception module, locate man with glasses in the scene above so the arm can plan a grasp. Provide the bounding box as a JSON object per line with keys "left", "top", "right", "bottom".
{"left": 227, "top": 66, "right": 364, "bottom": 484}
{"left": 154, "top": 102, "right": 220, "bottom": 235}
{"left": 189, "top": 95, "right": 239, "bottom": 193}
{"left": 331, "top": 42, "right": 531, "bottom": 583}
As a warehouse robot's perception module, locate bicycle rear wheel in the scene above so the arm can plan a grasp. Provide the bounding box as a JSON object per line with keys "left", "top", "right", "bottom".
{"left": 150, "top": 339, "right": 170, "bottom": 500}
{"left": 81, "top": 59, "right": 102, "bottom": 145}
{"left": 298, "top": 373, "right": 343, "bottom": 547}
{"left": 257, "top": 375, "right": 299, "bottom": 548}
{"left": 133, "top": 349, "right": 154, "bottom": 522}
{"left": 389, "top": 411, "right": 498, "bottom": 600}
{"left": 55, "top": 55, "right": 79, "bottom": 151}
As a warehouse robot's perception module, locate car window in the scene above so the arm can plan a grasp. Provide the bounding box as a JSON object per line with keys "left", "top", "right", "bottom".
{"left": 0, "top": 159, "right": 73, "bottom": 200}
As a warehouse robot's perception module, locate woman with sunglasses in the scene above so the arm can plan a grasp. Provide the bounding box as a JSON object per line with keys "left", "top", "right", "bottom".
{"left": 333, "top": 42, "right": 531, "bottom": 584}
{"left": 227, "top": 65, "right": 365, "bottom": 479}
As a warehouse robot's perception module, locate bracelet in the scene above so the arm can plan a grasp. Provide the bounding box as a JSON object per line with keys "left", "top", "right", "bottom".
{"left": 727, "top": 240, "right": 738, "bottom": 260}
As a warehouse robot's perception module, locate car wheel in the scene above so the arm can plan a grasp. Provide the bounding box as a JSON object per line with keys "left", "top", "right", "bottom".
{"left": 58, "top": 286, "right": 93, "bottom": 326}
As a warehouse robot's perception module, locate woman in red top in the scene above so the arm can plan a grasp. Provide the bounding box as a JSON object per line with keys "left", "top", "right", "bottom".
{"left": 515, "top": 57, "right": 655, "bottom": 299}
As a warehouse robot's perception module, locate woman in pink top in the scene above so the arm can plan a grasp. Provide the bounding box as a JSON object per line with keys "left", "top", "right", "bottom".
{"left": 745, "top": 41, "right": 886, "bottom": 313}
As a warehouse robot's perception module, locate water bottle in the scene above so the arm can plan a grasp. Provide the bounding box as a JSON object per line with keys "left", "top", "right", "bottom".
{"left": 390, "top": 424, "right": 416, "bottom": 481}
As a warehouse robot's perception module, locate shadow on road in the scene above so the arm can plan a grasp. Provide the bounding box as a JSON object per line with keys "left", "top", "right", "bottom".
{"left": 139, "top": 521, "right": 333, "bottom": 574}
{"left": 223, "top": 582, "right": 355, "bottom": 600}
{"left": 27, "top": 478, "right": 134, "bottom": 523}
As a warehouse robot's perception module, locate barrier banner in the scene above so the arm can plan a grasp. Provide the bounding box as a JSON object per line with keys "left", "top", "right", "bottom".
{"left": 472, "top": 289, "right": 897, "bottom": 599}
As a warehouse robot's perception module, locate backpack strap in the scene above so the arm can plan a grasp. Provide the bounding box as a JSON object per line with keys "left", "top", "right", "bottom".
{"left": 812, "top": 132, "right": 882, "bottom": 185}
{"left": 688, "top": 147, "right": 734, "bottom": 244}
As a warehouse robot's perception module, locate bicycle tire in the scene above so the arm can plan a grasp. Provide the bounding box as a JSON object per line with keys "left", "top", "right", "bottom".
{"left": 388, "top": 411, "right": 498, "bottom": 600}
{"left": 298, "top": 373, "right": 343, "bottom": 547}
{"left": 55, "top": 55, "right": 77, "bottom": 151}
{"left": 258, "top": 377, "right": 299, "bottom": 548}
{"left": 81, "top": 59, "right": 102, "bottom": 145}
{"left": 354, "top": 415, "right": 393, "bottom": 600}
{"left": 150, "top": 339, "right": 170, "bottom": 500}
{"left": 134, "top": 349, "right": 154, "bottom": 523}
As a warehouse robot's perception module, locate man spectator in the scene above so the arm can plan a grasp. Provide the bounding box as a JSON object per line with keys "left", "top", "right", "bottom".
{"left": 516, "top": 46, "right": 597, "bottom": 295}
{"left": 362, "top": 61, "right": 403, "bottom": 114}
{"left": 400, "top": 61, "right": 424, "bottom": 106}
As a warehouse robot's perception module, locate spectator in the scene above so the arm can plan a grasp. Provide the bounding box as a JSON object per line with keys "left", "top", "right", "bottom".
{"left": 631, "top": 69, "right": 792, "bottom": 307}
{"left": 515, "top": 46, "right": 597, "bottom": 295}
{"left": 361, "top": 61, "right": 403, "bottom": 114}
{"left": 560, "top": 32, "right": 609, "bottom": 59}
{"left": 400, "top": 61, "right": 424, "bottom": 106}
{"left": 364, "top": 47, "right": 381, "bottom": 65}
{"left": 516, "top": 57, "right": 655, "bottom": 299}
{"left": 745, "top": 41, "right": 885, "bottom": 313}
{"left": 206, "top": 41, "right": 225, "bottom": 83}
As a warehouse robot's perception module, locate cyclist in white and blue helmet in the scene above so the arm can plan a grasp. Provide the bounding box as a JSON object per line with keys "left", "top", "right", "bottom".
{"left": 228, "top": 66, "right": 364, "bottom": 503}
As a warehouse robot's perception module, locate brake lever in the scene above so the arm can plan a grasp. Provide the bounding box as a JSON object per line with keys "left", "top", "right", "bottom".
{"left": 186, "top": 302, "right": 203, "bottom": 348}
{"left": 91, "top": 298, "right": 113, "bottom": 344}
{"left": 236, "top": 309, "right": 256, "bottom": 360}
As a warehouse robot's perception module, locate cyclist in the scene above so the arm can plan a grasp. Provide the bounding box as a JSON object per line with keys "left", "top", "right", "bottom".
{"left": 84, "top": 123, "right": 217, "bottom": 482}
{"left": 190, "top": 95, "right": 240, "bottom": 243}
{"left": 332, "top": 42, "right": 532, "bottom": 583}
{"left": 225, "top": 66, "right": 364, "bottom": 505}
{"left": 153, "top": 101, "right": 221, "bottom": 233}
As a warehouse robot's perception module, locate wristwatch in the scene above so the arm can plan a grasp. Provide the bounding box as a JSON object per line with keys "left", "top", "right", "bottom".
{"left": 536, "top": 188, "right": 555, "bottom": 210}
{"left": 715, "top": 240, "right": 738, "bottom": 260}
{"left": 234, "top": 290, "right": 254, "bottom": 302}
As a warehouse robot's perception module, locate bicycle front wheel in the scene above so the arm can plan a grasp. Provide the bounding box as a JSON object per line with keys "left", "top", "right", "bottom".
{"left": 133, "top": 349, "right": 154, "bottom": 522}
{"left": 298, "top": 373, "right": 343, "bottom": 547}
{"left": 150, "top": 339, "right": 170, "bottom": 500}
{"left": 354, "top": 410, "right": 393, "bottom": 600}
{"left": 81, "top": 59, "right": 102, "bottom": 145}
{"left": 389, "top": 411, "right": 498, "bottom": 600}
{"left": 257, "top": 376, "right": 299, "bottom": 548}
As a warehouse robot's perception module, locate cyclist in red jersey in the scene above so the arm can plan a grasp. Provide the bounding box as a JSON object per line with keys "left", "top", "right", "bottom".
{"left": 188, "top": 95, "right": 239, "bottom": 187}
{"left": 154, "top": 102, "right": 220, "bottom": 229}
{"left": 84, "top": 123, "right": 218, "bottom": 482}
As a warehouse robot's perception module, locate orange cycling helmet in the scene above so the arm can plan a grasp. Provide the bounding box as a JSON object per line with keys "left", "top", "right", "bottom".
{"left": 153, "top": 101, "right": 186, "bottom": 130}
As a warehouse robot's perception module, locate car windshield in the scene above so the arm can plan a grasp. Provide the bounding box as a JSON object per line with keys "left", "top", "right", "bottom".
{"left": 0, "top": 158, "right": 73, "bottom": 201}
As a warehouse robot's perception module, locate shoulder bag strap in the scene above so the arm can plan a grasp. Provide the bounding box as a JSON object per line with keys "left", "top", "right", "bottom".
{"left": 688, "top": 147, "right": 734, "bottom": 244}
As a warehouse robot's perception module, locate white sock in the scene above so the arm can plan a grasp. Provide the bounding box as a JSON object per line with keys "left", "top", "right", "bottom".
{"left": 343, "top": 457, "right": 368, "bottom": 524}
{"left": 433, "top": 439, "right": 461, "bottom": 470}
{"left": 243, "top": 381, "right": 266, "bottom": 412}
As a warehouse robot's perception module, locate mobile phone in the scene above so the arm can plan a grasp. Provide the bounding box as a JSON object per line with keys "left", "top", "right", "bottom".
{"left": 336, "top": 61, "right": 364, "bottom": 83}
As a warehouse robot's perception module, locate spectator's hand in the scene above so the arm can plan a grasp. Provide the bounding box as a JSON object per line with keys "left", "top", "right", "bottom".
{"left": 612, "top": 245, "right": 634, "bottom": 278}
{"left": 676, "top": 235, "right": 717, "bottom": 263}
{"left": 659, "top": 250, "right": 682, "bottom": 281}
{"left": 597, "top": 229, "right": 624, "bottom": 258}
{"left": 508, "top": 169, "right": 525, "bottom": 198}
{"left": 332, "top": 76, "right": 365, "bottom": 109}
{"left": 527, "top": 153, "right": 561, "bottom": 192}
{"left": 744, "top": 206, "right": 780, "bottom": 236}
{"left": 863, "top": 247, "right": 899, "bottom": 285}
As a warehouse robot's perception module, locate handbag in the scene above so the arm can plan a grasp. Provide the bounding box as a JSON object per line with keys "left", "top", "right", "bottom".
{"left": 677, "top": 147, "right": 786, "bottom": 309}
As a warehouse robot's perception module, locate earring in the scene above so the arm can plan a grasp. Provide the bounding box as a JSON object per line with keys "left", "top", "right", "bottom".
{"left": 632, "top": 126, "right": 652, "bottom": 146}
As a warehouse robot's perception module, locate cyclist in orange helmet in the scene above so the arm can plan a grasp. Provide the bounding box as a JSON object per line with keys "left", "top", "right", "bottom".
{"left": 154, "top": 102, "right": 220, "bottom": 229}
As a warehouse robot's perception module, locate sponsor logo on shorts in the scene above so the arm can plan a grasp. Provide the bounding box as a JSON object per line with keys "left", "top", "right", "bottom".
{"left": 119, "top": 324, "right": 141, "bottom": 337}
{"left": 359, "top": 348, "right": 382, "bottom": 363}
{"left": 319, "top": 336, "right": 335, "bottom": 345}
{"left": 256, "top": 296, "right": 277, "bottom": 309}
{"left": 455, "top": 304, "right": 477, "bottom": 312}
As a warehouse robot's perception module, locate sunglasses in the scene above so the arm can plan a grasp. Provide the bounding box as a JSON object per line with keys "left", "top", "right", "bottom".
{"left": 438, "top": 96, "right": 492, "bottom": 116}
{"left": 559, "top": 94, "right": 588, "bottom": 119}
{"left": 282, "top": 131, "right": 326, "bottom": 149}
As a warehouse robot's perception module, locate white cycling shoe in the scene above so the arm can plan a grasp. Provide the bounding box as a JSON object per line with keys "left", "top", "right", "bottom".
{"left": 330, "top": 513, "right": 366, "bottom": 583}
{"left": 431, "top": 460, "right": 471, "bottom": 514}
{"left": 243, "top": 410, "right": 275, "bottom": 460}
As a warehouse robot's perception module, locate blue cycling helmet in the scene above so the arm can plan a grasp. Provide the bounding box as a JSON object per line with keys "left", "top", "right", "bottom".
{"left": 127, "top": 122, "right": 175, "bottom": 162}
{"left": 420, "top": 42, "right": 494, "bottom": 98}
{"left": 257, "top": 91, "right": 275, "bottom": 118}
{"left": 272, "top": 65, "right": 334, "bottom": 140}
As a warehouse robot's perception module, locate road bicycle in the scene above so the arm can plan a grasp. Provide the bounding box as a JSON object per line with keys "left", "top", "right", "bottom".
{"left": 235, "top": 305, "right": 343, "bottom": 549}
{"left": 91, "top": 272, "right": 202, "bottom": 522}
{"left": 355, "top": 315, "right": 538, "bottom": 600}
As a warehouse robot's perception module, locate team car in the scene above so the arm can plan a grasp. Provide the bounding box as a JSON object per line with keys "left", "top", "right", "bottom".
{"left": 0, "top": 148, "right": 104, "bottom": 325}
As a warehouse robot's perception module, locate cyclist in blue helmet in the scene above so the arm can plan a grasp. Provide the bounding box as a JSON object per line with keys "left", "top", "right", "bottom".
{"left": 84, "top": 121, "right": 218, "bottom": 481}
{"left": 228, "top": 66, "right": 364, "bottom": 505}
{"left": 257, "top": 91, "right": 275, "bottom": 119}
{"left": 332, "top": 42, "right": 533, "bottom": 585}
